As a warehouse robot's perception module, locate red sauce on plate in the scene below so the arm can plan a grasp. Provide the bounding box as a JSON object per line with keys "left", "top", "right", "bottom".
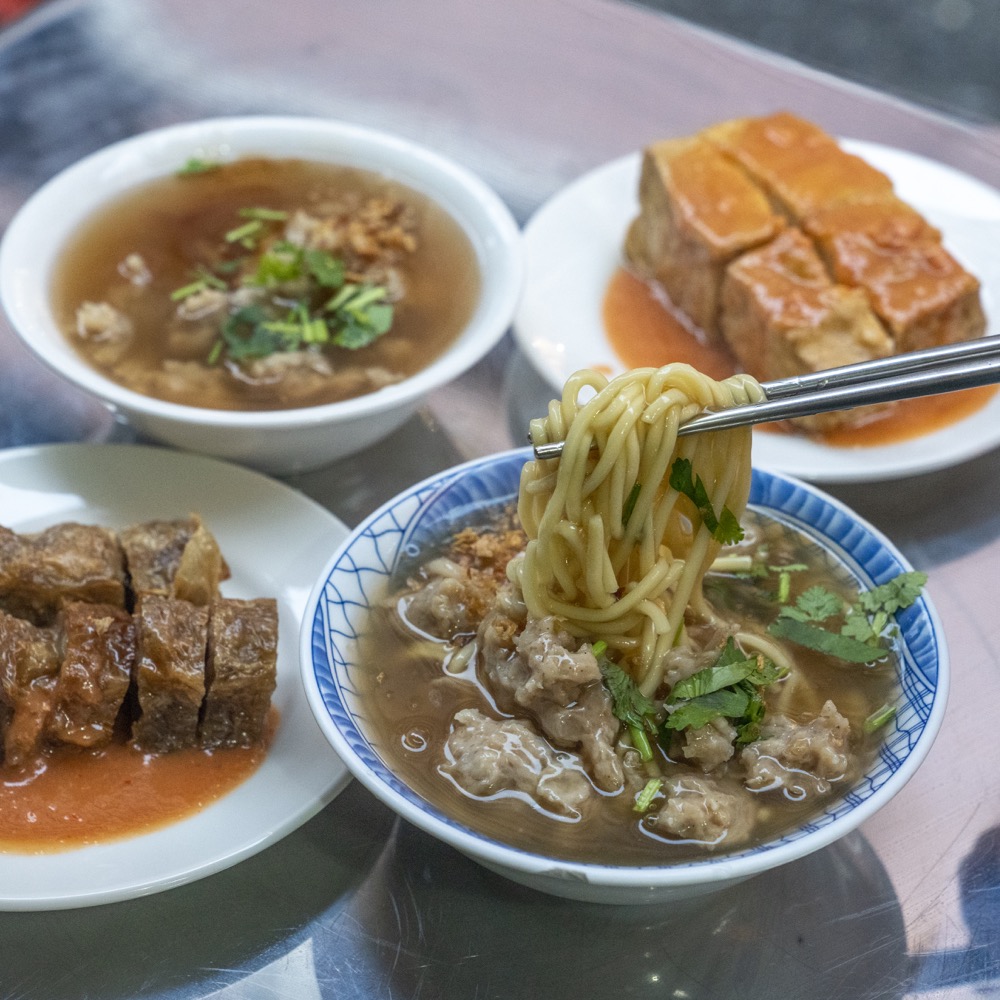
{"left": 603, "top": 266, "right": 997, "bottom": 447}
{"left": 0, "top": 711, "right": 276, "bottom": 853}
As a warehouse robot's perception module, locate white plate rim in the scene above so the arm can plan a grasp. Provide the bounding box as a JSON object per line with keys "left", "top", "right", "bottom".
{"left": 0, "top": 443, "right": 351, "bottom": 910}
{"left": 513, "top": 139, "right": 1000, "bottom": 483}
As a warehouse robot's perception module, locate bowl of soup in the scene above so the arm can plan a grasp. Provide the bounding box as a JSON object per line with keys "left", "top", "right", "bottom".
{"left": 301, "top": 438, "right": 948, "bottom": 904}
{"left": 0, "top": 116, "right": 523, "bottom": 473}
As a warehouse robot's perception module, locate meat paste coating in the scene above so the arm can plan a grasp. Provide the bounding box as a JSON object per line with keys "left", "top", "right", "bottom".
{"left": 0, "top": 523, "right": 125, "bottom": 625}
{"left": 120, "top": 514, "right": 228, "bottom": 606}
{"left": 49, "top": 602, "right": 135, "bottom": 748}
{"left": 477, "top": 600, "right": 624, "bottom": 793}
{"left": 132, "top": 594, "right": 208, "bottom": 752}
{"left": 740, "top": 700, "right": 851, "bottom": 799}
{"left": 0, "top": 610, "right": 62, "bottom": 766}
{"left": 442, "top": 707, "right": 593, "bottom": 818}
{"left": 201, "top": 597, "right": 278, "bottom": 748}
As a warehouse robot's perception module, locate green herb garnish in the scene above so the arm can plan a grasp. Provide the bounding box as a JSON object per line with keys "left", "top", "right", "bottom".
{"left": 669, "top": 458, "right": 743, "bottom": 544}
{"left": 768, "top": 571, "right": 927, "bottom": 665}
{"left": 177, "top": 157, "right": 220, "bottom": 175}
{"left": 186, "top": 205, "right": 398, "bottom": 367}
{"left": 661, "top": 637, "right": 785, "bottom": 744}
{"left": 622, "top": 483, "right": 641, "bottom": 528}
{"left": 594, "top": 641, "right": 658, "bottom": 762}
{"left": 633, "top": 778, "right": 663, "bottom": 814}
{"left": 225, "top": 219, "right": 264, "bottom": 247}
{"left": 863, "top": 703, "right": 896, "bottom": 734}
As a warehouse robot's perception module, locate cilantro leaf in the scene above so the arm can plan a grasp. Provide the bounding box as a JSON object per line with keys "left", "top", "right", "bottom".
{"left": 661, "top": 638, "right": 785, "bottom": 738}
{"left": 768, "top": 617, "right": 890, "bottom": 663}
{"left": 598, "top": 655, "right": 657, "bottom": 730}
{"left": 303, "top": 248, "right": 345, "bottom": 288}
{"left": 856, "top": 571, "right": 927, "bottom": 617}
{"left": 220, "top": 306, "right": 290, "bottom": 360}
{"left": 840, "top": 611, "right": 878, "bottom": 644}
{"left": 778, "top": 585, "right": 843, "bottom": 623}
{"left": 668, "top": 637, "right": 758, "bottom": 701}
{"left": 662, "top": 688, "right": 750, "bottom": 732}
{"left": 595, "top": 646, "right": 659, "bottom": 762}
{"left": 669, "top": 458, "right": 743, "bottom": 544}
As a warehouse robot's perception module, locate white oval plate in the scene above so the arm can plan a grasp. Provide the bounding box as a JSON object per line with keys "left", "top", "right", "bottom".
{"left": 0, "top": 444, "right": 350, "bottom": 910}
{"left": 513, "top": 140, "right": 1000, "bottom": 483}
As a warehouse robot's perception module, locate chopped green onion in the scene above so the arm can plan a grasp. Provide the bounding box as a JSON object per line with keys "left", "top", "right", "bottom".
{"left": 206, "top": 339, "right": 224, "bottom": 365}
{"left": 238, "top": 207, "right": 289, "bottom": 221}
{"left": 628, "top": 722, "right": 654, "bottom": 762}
{"left": 634, "top": 778, "right": 663, "bottom": 814}
{"left": 170, "top": 280, "right": 209, "bottom": 302}
{"left": 225, "top": 220, "right": 263, "bottom": 244}
{"left": 863, "top": 704, "right": 896, "bottom": 734}
{"left": 622, "top": 483, "right": 641, "bottom": 528}
{"left": 177, "top": 157, "right": 220, "bottom": 175}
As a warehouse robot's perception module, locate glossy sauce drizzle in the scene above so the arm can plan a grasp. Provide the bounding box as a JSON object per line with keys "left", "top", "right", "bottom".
{"left": 0, "top": 712, "right": 276, "bottom": 853}
{"left": 603, "top": 267, "right": 997, "bottom": 447}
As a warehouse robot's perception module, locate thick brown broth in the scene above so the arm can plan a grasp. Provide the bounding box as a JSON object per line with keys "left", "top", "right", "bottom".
{"left": 52, "top": 158, "right": 481, "bottom": 411}
{"left": 359, "top": 509, "right": 899, "bottom": 866}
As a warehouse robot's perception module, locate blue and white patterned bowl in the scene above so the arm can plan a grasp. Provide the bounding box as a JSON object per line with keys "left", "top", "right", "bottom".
{"left": 301, "top": 448, "right": 948, "bottom": 904}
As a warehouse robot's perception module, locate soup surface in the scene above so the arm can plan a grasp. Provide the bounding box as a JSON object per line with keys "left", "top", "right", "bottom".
{"left": 53, "top": 157, "right": 481, "bottom": 411}
{"left": 359, "top": 506, "right": 906, "bottom": 866}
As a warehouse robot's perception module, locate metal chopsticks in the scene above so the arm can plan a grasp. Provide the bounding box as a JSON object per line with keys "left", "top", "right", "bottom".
{"left": 531, "top": 335, "right": 1000, "bottom": 460}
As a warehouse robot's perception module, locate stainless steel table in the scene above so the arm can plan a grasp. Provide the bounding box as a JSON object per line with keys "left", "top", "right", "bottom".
{"left": 2, "top": 1, "right": 1000, "bottom": 996}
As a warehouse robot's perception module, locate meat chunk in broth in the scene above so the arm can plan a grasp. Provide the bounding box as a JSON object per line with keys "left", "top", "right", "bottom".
{"left": 442, "top": 708, "right": 593, "bottom": 818}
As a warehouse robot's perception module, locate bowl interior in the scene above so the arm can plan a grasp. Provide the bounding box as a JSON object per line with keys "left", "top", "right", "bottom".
{"left": 0, "top": 116, "right": 523, "bottom": 426}
{"left": 303, "top": 449, "right": 947, "bottom": 886}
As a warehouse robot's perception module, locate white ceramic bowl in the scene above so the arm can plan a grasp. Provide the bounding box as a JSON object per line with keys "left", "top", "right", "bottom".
{"left": 301, "top": 448, "right": 949, "bottom": 905}
{"left": 0, "top": 116, "right": 523, "bottom": 474}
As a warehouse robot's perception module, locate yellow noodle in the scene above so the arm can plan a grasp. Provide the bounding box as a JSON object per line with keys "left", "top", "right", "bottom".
{"left": 519, "top": 364, "right": 764, "bottom": 696}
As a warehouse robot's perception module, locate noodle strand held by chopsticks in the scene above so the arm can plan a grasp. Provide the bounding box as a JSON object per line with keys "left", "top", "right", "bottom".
{"left": 517, "top": 365, "right": 764, "bottom": 697}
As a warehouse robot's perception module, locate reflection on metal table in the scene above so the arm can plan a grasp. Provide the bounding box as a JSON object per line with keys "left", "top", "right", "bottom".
{"left": 1, "top": 0, "right": 999, "bottom": 997}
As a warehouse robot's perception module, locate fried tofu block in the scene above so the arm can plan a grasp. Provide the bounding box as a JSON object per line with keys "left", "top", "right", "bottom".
{"left": 0, "top": 610, "right": 61, "bottom": 766}
{"left": 0, "top": 523, "right": 126, "bottom": 626}
{"left": 120, "top": 514, "right": 228, "bottom": 606}
{"left": 803, "top": 200, "right": 986, "bottom": 352}
{"left": 625, "top": 136, "right": 784, "bottom": 339}
{"left": 703, "top": 111, "right": 895, "bottom": 221}
{"left": 132, "top": 594, "right": 208, "bottom": 752}
{"left": 49, "top": 602, "right": 135, "bottom": 749}
{"left": 720, "top": 229, "right": 894, "bottom": 431}
{"left": 201, "top": 598, "right": 278, "bottom": 749}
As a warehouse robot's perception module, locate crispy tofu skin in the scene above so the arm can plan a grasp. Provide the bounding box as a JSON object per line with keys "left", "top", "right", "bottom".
{"left": 720, "top": 229, "right": 894, "bottom": 432}
{"left": 0, "top": 523, "right": 125, "bottom": 625}
{"left": 625, "top": 111, "right": 986, "bottom": 418}
{"left": 132, "top": 594, "right": 209, "bottom": 753}
{"left": 201, "top": 598, "right": 278, "bottom": 749}
{"left": 702, "top": 111, "right": 895, "bottom": 220}
{"left": 803, "top": 200, "right": 986, "bottom": 352}
{"left": 625, "top": 136, "right": 784, "bottom": 339}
